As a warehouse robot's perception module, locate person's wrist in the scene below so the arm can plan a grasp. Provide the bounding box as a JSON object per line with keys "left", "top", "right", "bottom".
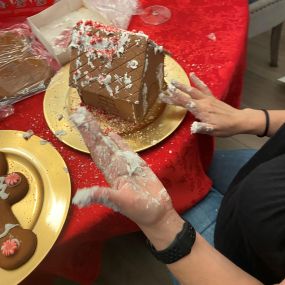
{"left": 240, "top": 108, "right": 265, "bottom": 135}
{"left": 139, "top": 209, "right": 185, "bottom": 251}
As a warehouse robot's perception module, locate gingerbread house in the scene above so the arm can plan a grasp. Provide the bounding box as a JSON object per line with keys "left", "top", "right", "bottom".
{"left": 69, "top": 20, "right": 165, "bottom": 122}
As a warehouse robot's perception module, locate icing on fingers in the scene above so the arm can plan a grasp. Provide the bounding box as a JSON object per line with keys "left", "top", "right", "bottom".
{"left": 191, "top": 121, "right": 214, "bottom": 134}
{"left": 72, "top": 186, "right": 119, "bottom": 211}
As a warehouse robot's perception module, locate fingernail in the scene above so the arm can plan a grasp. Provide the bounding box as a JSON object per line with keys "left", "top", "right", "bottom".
{"left": 189, "top": 72, "right": 195, "bottom": 78}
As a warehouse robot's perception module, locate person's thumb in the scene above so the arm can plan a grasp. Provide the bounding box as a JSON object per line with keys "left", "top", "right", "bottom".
{"left": 72, "top": 186, "right": 122, "bottom": 212}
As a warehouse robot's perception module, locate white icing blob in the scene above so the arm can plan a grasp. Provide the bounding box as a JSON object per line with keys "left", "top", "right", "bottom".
{"left": 127, "top": 60, "right": 139, "bottom": 69}
{"left": 70, "top": 106, "right": 88, "bottom": 127}
{"left": 72, "top": 186, "right": 119, "bottom": 211}
{"left": 0, "top": 224, "right": 19, "bottom": 239}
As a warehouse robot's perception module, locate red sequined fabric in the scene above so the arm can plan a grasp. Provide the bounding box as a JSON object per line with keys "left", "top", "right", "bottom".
{"left": 0, "top": 0, "right": 248, "bottom": 283}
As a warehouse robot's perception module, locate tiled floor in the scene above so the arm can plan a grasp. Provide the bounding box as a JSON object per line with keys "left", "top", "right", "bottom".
{"left": 51, "top": 29, "right": 285, "bottom": 285}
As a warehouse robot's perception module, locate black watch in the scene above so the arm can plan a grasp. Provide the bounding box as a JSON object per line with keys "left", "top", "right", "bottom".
{"left": 147, "top": 220, "right": 196, "bottom": 264}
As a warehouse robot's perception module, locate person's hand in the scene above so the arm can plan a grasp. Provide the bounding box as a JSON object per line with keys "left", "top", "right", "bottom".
{"left": 159, "top": 72, "right": 247, "bottom": 137}
{"left": 70, "top": 107, "right": 177, "bottom": 230}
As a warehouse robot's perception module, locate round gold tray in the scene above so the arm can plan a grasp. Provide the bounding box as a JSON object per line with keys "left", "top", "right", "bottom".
{"left": 44, "top": 55, "right": 189, "bottom": 153}
{"left": 0, "top": 130, "right": 71, "bottom": 284}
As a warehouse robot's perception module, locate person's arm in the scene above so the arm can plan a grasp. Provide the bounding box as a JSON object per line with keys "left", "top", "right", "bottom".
{"left": 142, "top": 211, "right": 263, "bottom": 285}
{"left": 71, "top": 107, "right": 265, "bottom": 285}
{"left": 159, "top": 73, "right": 285, "bottom": 137}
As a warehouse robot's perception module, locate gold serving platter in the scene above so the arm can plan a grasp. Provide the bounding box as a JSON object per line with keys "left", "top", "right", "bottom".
{"left": 44, "top": 55, "right": 189, "bottom": 153}
{"left": 0, "top": 130, "right": 71, "bottom": 284}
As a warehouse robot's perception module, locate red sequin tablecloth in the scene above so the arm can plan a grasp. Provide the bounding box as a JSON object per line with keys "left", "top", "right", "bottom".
{"left": 0, "top": 0, "right": 248, "bottom": 284}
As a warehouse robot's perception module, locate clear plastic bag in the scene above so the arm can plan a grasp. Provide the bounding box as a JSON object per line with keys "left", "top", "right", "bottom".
{"left": 0, "top": 104, "right": 14, "bottom": 121}
{"left": 89, "top": 0, "right": 139, "bottom": 29}
{"left": 0, "top": 23, "right": 60, "bottom": 106}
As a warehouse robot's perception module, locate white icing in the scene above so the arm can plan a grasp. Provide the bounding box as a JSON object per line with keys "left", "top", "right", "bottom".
{"left": 142, "top": 83, "right": 148, "bottom": 116}
{"left": 0, "top": 177, "right": 8, "bottom": 200}
{"left": 117, "top": 150, "right": 143, "bottom": 176}
{"left": 70, "top": 106, "right": 88, "bottom": 127}
{"left": 0, "top": 224, "right": 19, "bottom": 239}
{"left": 123, "top": 73, "right": 132, "bottom": 86}
{"left": 115, "top": 86, "right": 120, "bottom": 94}
{"left": 54, "top": 130, "right": 66, "bottom": 137}
{"left": 76, "top": 57, "right": 81, "bottom": 69}
{"left": 144, "top": 55, "right": 149, "bottom": 73}
{"left": 191, "top": 122, "right": 213, "bottom": 134}
{"left": 22, "top": 130, "right": 34, "bottom": 140}
{"left": 154, "top": 45, "right": 164, "bottom": 54}
{"left": 127, "top": 60, "right": 139, "bottom": 69}
{"left": 156, "top": 63, "right": 164, "bottom": 90}
{"left": 168, "top": 83, "right": 176, "bottom": 92}
{"left": 116, "top": 31, "right": 131, "bottom": 57}
{"left": 72, "top": 186, "right": 120, "bottom": 212}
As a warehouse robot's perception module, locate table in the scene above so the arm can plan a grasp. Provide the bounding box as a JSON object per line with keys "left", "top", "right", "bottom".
{"left": 0, "top": 0, "right": 249, "bottom": 284}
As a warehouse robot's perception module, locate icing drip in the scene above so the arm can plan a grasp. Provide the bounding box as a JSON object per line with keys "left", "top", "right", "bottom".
{"left": 0, "top": 224, "right": 19, "bottom": 239}
{"left": 156, "top": 63, "right": 164, "bottom": 90}
{"left": 144, "top": 55, "right": 149, "bottom": 73}
{"left": 0, "top": 177, "right": 8, "bottom": 200}
{"left": 142, "top": 83, "right": 148, "bottom": 116}
{"left": 154, "top": 45, "right": 164, "bottom": 54}
{"left": 75, "top": 57, "right": 82, "bottom": 69}
{"left": 127, "top": 60, "right": 139, "bottom": 69}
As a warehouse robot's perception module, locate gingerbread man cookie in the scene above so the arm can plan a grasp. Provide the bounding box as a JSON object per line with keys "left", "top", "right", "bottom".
{"left": 0, "top": 152, "right": 37, "bottom": 270}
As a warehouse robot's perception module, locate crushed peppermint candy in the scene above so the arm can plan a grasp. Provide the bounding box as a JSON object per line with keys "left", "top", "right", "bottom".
{"left": 207, "top": 33, "right": 217, "bottom": 41}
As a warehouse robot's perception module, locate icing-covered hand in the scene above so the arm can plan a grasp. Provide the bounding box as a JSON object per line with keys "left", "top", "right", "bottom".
{"left": 71, "top": 107, "right": 174, "bottom": 228}
{"left": 159, "top": 73, "right": 245, "bottom": 137}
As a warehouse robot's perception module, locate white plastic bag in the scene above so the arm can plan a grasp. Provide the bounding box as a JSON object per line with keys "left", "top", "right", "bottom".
{"left": 89, "top": 0, "right": 139, "bottom": 29}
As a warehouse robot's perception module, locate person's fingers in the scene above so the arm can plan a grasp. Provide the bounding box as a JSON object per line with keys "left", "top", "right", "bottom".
{"left": 190, "top": 121, "right": 214, "bottom": 134}
{"left": 72, "top": 186, "right": 120, "bottom": 212}
{"left": 109, "top": 132, "right": 132, "bottom": 151}
{"left": 70, "top": 107, "right": 119, "bottom": 168}
{"left": 159, "top": 90, "right": 200, "bottom": 117}
{"left": 189, "top": 72, "right": 213, "bottom": 96}
{"left": 159, "top": 88, "right": 194, "bottom": 107}
{"left": 170, "top": 80, "right": 206, "bottom": 100}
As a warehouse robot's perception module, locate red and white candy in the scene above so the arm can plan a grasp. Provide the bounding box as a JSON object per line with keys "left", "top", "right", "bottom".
{"left": 1, "top": 238, "right": 20, "bottom": 256}
{"left": 4, "top": 173, "right": 21, "bottom": 187}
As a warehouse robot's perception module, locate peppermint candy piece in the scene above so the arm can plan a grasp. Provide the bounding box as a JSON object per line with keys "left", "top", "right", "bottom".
{"left": 1, "top": 238, "right": 20, "bottom": 256}
{"left": 5, "top": 173, "right": 21, "bottom": 187}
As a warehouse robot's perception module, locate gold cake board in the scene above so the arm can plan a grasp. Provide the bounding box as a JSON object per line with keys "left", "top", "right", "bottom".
{"left": 44, "top": 55, "right": 190, "bottom": 153}
{"left": 0, "top": 130, "right": 71, "bottom": 284}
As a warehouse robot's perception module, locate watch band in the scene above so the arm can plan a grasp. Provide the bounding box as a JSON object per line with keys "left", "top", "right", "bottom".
{"left": 147, "top": 220, "right": 196, "bottom": 264}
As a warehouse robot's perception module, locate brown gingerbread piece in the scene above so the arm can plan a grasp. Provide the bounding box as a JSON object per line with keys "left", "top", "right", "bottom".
{"left": 0, "top": 152, "right": 7, "bottom": 176}
{"left": 0, "top": 28, "right": 54, "bottom": 100}
{"left": 0, "top": 152, "right": 37, "bottom": 270}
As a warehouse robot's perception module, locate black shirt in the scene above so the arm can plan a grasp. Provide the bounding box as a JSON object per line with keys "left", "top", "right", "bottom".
{"left": 215, "top": 124, "right": 285, "bottom": 285}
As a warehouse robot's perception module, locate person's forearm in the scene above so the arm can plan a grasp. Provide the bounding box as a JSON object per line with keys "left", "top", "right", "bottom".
{"left": 140, "top": 211, "right": 263, "bottom": 285}
{"left": 241, "top": 109, "right": 285, "bottom": 137}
